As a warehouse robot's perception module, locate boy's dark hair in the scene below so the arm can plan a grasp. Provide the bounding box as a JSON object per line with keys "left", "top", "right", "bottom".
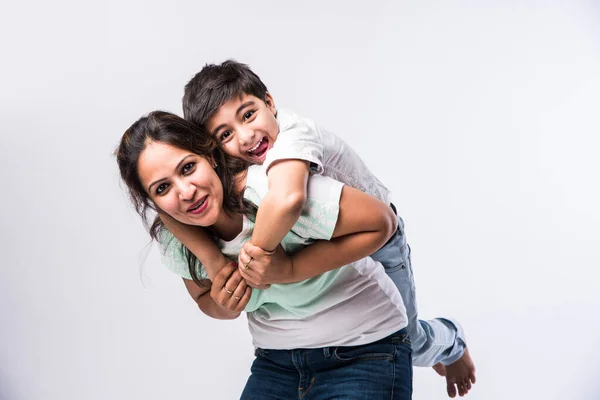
{"left": 182, "top": 59, "right": 269, "bottom": 127}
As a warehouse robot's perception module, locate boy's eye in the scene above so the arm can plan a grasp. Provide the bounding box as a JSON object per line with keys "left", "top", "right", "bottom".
{"left": 182, "top": 162, "right": 195, "bottom": 174}
{"left": 243, "top": 110, "right": 255, "bottom": 121}
{"left": 156, "top": 183, "right": 169, "bottom": 195}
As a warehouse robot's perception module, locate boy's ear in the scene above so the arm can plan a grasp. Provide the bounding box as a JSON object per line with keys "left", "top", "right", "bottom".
{"left": 264, "top": 92, "right": 277, "bottom": 115}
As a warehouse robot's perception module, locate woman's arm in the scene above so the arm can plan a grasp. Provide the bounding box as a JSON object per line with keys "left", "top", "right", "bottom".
{"left": 183, "top": 263, "right": 252, "bottom": 319}
{"left": 160, "top": 211, "right": 231, "bottom": 281}
{"left": 238, "top": 185, "right": 397, "bottom": 286}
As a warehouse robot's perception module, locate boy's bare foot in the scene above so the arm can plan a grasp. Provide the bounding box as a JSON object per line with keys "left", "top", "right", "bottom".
{"left": 442, "top": 347, "right": 476, "bottom": 398}
{"left": 433, "top": 362, "right": 446, "bottom": 376}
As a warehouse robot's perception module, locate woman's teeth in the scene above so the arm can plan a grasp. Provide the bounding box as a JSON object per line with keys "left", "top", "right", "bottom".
{"left": 190, "top": 198, "right": 206, "bottom": 211}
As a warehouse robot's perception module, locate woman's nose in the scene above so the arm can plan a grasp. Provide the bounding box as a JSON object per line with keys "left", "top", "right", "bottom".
{"left": 177, "top": 181, "right": 196, "bottom": 201}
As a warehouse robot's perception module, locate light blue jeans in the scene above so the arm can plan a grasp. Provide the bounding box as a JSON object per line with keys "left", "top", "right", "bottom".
{"left": 371, "top": 211, "right": 466, "bottom": 367}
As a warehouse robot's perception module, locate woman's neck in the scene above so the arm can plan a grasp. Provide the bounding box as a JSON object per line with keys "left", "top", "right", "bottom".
{"left": 212, "top": 170, "right": 248, "bottom": 240}
{"left": 212, "top": 210, "right": 243, "bottom": 242}
{"left": 210, "top": 169, "right": 248, "bottom": 241}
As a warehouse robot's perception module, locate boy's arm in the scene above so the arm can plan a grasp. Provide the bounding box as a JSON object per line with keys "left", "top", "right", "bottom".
{"left": 249, "top": 159, "right": 310, "bottom": 252}
{"left": 248, "top": 111, "right": 323, "bottom": 254}
{"left": 240, "top": 185, "right": 397, "bottom": 285}
{"left": 159, "top": 211, "right": 229, "bottom": 281}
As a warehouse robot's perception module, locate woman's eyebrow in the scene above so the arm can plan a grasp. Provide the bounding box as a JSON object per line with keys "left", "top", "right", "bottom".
{"left": 147, "top": 154, "right": 195, "bottom": 192}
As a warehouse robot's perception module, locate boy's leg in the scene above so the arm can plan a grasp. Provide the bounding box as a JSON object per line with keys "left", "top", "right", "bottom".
{"left": 371, "top": 213, "right": 475, "bottom": 397}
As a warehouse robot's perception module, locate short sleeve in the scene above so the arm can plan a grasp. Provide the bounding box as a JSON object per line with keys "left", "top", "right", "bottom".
{"left": 289, "top": 175, "right": 344, "bottom": 241}
{"left": 158, "top": 228, "right": 208, "bottom": 280}
{"left": 244, "top": 161, "right": 344, "bottom": 243}
{"left": 264, "top": 109, "right": 325, "bottom": 175}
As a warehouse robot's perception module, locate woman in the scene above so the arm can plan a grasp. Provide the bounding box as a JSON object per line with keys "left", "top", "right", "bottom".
{"left": 116, "top": 111, "right": 413, "bottom": 399}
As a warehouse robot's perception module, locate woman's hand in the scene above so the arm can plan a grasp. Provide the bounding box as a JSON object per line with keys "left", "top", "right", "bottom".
{"left": 238, "top": 242, "right": 294, "bottom": 287}
{"left": 210, "top": 262, "right": 252, "bottom": 314}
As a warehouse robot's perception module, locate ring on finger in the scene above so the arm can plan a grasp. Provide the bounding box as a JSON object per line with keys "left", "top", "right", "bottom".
{"left": 244, "top": 256, "right": 254, "bottom": 271}
{"left": 223, "top": 287, "right": 233, "bottom": 294}
{"left": 233, "top": 295, "right": 242, "bottom": 300}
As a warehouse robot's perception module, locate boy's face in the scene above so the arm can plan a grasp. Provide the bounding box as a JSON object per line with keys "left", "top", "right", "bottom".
{"left": 205, "top": 93, "right": 279, "bottom": 164}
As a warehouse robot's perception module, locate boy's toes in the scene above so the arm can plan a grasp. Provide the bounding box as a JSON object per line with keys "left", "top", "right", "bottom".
{"left": 458, "top": 381, "right": 471, "bottom": 397}
{"left": 447, "top": 381, "right": 457, "bottom": 398}
{"left": 469, "top": 371, "right": 477, "bottom": 384}
{"left": 457, "top": 382, "right": 465, "bottom": 397}
{"left": 465, "top": 378, "right": 472, "bottom": 391}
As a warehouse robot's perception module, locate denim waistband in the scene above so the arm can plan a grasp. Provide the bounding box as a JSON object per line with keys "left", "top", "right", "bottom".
{"left": 256, "top": 327, "right": 410, "bottom": 357}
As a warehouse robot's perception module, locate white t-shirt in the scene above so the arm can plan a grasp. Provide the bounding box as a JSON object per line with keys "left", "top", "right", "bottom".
{"left": 161, "top": 164, "right": 407, "bottom": 349}
{"left": 264, "top": 108, "right": 392, "bottom": 204}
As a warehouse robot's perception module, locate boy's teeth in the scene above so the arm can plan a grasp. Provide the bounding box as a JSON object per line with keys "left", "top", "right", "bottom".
{"left": 248, "top": 138, "right": 263, "bottom": 153}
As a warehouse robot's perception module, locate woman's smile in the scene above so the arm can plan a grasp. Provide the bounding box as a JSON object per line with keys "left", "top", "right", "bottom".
{"left": 137, "top": 140, "right": 224, "bottom": 227}
{"left": 187, "top": 195, "right": 209, "bottom": 214}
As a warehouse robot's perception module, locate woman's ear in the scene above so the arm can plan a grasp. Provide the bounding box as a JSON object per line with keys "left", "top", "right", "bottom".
{"left": 207, "top": 155, "right": 218, "bottom": 169}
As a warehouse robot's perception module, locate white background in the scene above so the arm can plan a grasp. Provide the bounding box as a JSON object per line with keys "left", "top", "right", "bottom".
{"left": 1, "top": 1, "right": 599, "bottom": 399}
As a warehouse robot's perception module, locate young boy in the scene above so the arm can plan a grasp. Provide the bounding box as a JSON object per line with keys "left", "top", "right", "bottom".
{"left": 168, "top": 60, "right": 475, "bottom": 398}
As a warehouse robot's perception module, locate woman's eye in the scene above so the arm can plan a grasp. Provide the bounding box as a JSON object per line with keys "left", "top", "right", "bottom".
{"left": 156, "top": 183, "right": 169, "bottom": 195}
{"left": 220, "top": 130, "right": 232, "bottom": 141}
{"left": 182, "top": 162, "right": 195, "bottom": 174}
{"left": 243, "top": 110, "right": 255, "bottom": 121}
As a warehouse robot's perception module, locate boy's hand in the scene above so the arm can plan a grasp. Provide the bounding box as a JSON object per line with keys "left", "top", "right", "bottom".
{"left": 210, "top": 262, "right": 252, "bottom": 314}
{"left": 239, "top": 242, "right": 294, "bottom": 287}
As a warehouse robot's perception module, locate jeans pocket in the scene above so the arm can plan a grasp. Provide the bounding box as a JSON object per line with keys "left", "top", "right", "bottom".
{"left": 384, "top": 260, "right": 407, "bottom": 273}
{"left": 332, "top": 343, "right": 396, "bottom": 362}
{"left": 254, "top": 348, "right": 268, "bottom": 358}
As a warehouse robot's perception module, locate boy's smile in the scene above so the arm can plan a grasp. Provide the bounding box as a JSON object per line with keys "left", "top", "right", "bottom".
{"left": 205, "top": 93, "right": 279, "bottom": 164}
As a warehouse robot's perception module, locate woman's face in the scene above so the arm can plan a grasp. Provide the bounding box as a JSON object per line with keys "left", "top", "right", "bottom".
{"left": 137, "top": 140, "right": 224, "bottom": 227}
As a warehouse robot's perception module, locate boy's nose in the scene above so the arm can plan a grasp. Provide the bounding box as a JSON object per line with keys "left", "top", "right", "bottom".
{"left": 238, "top": 126, "right": 256, "bottom": 147}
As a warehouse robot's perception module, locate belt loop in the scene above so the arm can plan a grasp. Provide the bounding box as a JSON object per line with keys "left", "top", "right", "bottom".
{"left": 323, "top": 347, "right": 331, "bottom": 358}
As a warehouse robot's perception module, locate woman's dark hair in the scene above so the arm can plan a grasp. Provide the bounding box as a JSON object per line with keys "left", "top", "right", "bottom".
{"left": 115, "top": 110, "right": 253, "bottom": 286}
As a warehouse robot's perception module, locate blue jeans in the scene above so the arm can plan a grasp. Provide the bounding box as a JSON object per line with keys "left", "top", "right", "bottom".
{"left": 371, "top": 211, "right": 466, "bottom": 367}
{"left": 240, "top": 328, "right": 412, "bottom": 400}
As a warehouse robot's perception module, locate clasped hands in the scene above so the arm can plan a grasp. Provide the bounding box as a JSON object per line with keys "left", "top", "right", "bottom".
{"left": 210, "top": 242, "right": 293, "bottom": 313}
